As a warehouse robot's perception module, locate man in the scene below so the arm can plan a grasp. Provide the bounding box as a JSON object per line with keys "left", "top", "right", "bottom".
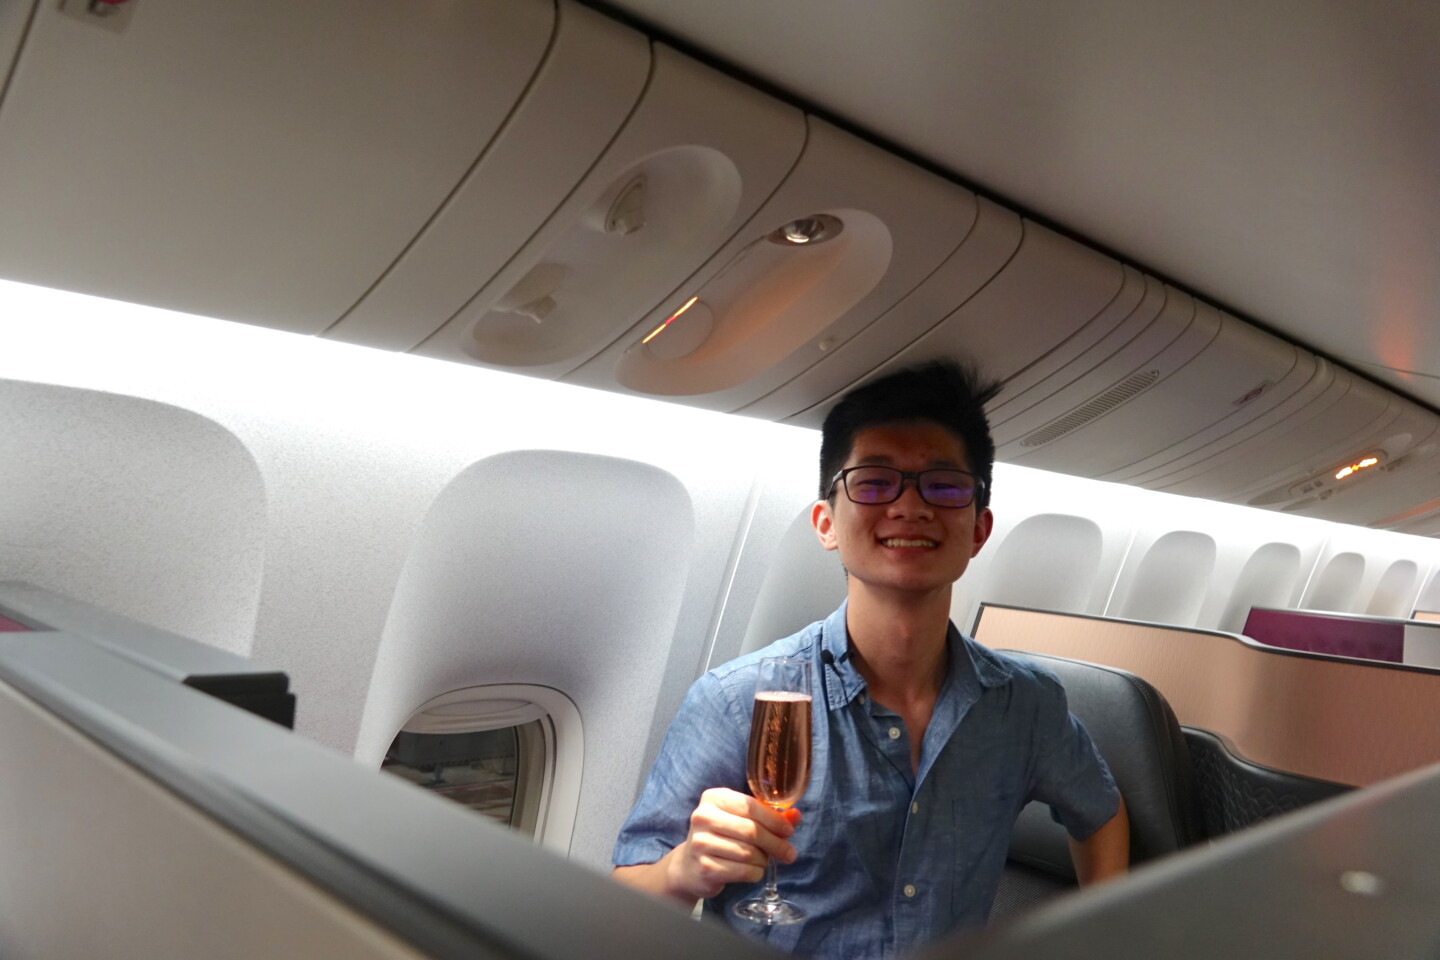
{"left": 613, "top": 361, "right": 1129, "bottom": 958}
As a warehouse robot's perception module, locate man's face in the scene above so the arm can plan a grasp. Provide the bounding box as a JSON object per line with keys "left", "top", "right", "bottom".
{"left": 811, "top": 420, "right": 993, "bottom": 598}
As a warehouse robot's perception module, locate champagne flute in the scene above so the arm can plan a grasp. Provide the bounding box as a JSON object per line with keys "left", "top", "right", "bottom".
{"left": 733, "top": 656, "right": 813, "bottom": 925}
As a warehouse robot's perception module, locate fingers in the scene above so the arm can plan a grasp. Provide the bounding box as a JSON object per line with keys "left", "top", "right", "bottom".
{"left": 671, "top": 788, "right": 802, "bottom": 900}
{"left": 694, "top": 788, "right": 796, "bottom": 862}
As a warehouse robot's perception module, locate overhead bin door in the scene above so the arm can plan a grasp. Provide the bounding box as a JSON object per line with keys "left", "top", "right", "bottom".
{"left": 1258, "top": 401, "right": 1440, "bottom": 527}
{"left": 1151, "top": 368, "right": 1434, "bottom": 510}
{"left": 0, "top": 0, "right": 33, "bottom": 76}
{"left": 780, "top": 220, "right": 1130, "bottom": 428}
{"left": 738, "top": 197, "right": 1023, "bottom": 421}
{"left": 995, "top": 304, "right": 1321, "bottom": 479}
{"left": 566, "top": 118, "right": 979, "bottom": 410}
{"left": 323, "top": 1, "right": 650, "bottom": 352}
{"left": 406, "top": 46, "right": 807, "bottom": 378}
{"left": 0, "top": 0, "right": 554, "bottom": 334}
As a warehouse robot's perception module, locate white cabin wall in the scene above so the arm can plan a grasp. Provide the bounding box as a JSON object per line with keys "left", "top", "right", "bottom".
{"left": 0, "top": 279, "right": 826, "bottom": 870}
{"left": 8, "top": 278, "right": 1440, "bottom": 870}
{"left": 1416, "top": 569, "right": 1440, "bottom": 613}
{"left": 0, "top": 381, "right": 265, "bottom": 652}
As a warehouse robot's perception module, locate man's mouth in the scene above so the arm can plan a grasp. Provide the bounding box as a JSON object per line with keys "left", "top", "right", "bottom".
{"left": 879, "top": 538, "right": 938, "bottom": 548}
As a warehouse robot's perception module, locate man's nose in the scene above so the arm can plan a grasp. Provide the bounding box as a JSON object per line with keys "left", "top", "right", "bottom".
{"left": 887, "top": 479, "right": 934, "bottom": 517}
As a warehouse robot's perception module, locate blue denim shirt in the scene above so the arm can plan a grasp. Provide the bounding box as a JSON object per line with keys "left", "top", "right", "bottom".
{"left": 614, "top": 602, "right": 1119, "bottom": 959}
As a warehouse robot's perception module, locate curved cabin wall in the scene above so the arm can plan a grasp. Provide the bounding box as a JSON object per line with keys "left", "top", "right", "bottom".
{"left": 4, "top": 303, "right": 1440, "bottom": 865}
{"left": 0, "top": 379, "right": 264, "bottom": 655}
{"left": 356, "top": 450, "right": 694, "bottom": 866}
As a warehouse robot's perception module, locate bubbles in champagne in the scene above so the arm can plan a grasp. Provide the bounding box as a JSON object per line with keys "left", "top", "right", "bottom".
{"left": 746, "top": 692, "right": 812, "bottom": 809}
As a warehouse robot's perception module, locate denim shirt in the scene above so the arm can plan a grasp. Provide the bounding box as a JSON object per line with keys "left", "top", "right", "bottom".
{"left": 613, "top": 602, "right": 1119, "bottom": 960}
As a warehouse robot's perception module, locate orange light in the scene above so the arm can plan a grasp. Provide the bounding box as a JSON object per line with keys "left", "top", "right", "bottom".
{"left": 1335, "top": 456, "right": 1381, "bottom": 481}
{"left": 641, "top": 296, "right": 699, "bottom": 345}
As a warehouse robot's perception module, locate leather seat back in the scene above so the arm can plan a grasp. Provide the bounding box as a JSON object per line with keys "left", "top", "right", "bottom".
{"left": 990, "top": 650, "right": 1203, "bottom": 918}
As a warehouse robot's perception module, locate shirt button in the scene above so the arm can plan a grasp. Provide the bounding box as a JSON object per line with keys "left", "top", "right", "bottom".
{"left": 859, "top": 693, "right": 866, "bottom": 704}
{"left": 903, "top": 884, "right": 917, "bottom": 898}
{"left": 910, "top": 801, "right": 919, "bottom": 815}
{"left": 888, "top": 726, "right": 901, "bottom": 740}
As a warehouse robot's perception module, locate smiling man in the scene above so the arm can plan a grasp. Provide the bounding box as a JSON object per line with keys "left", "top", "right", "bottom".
{"left": 612, "top": 361, "right": 1128, "bottom": 959}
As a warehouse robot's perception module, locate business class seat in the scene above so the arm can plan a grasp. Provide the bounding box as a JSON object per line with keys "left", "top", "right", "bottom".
{"left": 988, "top": 651, "right": 1204, "bottom": 921}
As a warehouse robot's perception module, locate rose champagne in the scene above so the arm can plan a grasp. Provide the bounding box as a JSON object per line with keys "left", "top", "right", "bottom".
{"left": 746, "top": 691, "right": 812, "bottom": 809}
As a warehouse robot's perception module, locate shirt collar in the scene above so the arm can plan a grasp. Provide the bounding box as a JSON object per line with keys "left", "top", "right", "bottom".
{"left": 817, "top": 600, "right": 1012, "bottom": 711}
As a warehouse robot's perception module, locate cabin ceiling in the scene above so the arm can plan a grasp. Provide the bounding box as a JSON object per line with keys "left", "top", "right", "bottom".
{"left": 601, "top": 0, "right": 1440, "bottom": 412}
{"left": 2, "top": 0, "right": 1437, "bottom": 535}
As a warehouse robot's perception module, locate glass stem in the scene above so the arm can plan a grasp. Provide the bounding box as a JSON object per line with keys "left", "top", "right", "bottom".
{"left": 763, "top": 855, "right": 781, "bottom": 904}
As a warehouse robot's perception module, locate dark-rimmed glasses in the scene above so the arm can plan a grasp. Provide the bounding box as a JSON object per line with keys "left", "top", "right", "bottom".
{"left": 828, "top": 466, "right": 982, "bottom": 509}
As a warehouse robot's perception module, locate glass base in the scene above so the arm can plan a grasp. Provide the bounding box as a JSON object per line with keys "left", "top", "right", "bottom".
{"left": 733, "top": 895, "right": 806, "bottom": 925}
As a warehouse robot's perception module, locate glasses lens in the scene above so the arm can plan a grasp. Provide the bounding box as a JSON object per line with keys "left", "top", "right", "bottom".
{"left": 919, "top": 470, "right": 976, "bottom": 507}
{"left": 844, "top": 466, "right": 902, "bottom": 503}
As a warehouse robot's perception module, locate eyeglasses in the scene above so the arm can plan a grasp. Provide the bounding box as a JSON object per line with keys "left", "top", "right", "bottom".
{"left": 828, "top": 466, "right": 982, "bottom": 509}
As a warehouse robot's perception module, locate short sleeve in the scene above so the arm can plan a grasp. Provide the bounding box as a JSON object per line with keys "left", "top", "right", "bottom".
{"left": 612, "top": 671, "right": 751, "bottom": 867}
{"left": 1027, "top": 672, "right": 1120, "bottom": 841}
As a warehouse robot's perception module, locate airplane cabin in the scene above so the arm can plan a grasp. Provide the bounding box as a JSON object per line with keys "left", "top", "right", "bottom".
{"left": 1, "top": 0, "right": 1439, "bottom": 957}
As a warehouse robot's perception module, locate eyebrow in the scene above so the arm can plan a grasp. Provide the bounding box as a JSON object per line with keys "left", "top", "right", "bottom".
{"left": 851, "top": 455, "right": 968, "bottom": 470}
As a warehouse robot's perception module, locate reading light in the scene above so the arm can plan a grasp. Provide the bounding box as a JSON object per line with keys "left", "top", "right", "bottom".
{"left": 1335, "top": 456, "right": 1381, "bottom": 481}
{"left": 641, "top": 296, "right": 700, "bottom": 345}
{"left": 767, "top": 214, "right": 843, "bottom": 246}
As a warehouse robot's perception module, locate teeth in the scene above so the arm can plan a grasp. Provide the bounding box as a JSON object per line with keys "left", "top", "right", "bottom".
{"left": 881, "top": 538, "right": 937, "bottom": 548}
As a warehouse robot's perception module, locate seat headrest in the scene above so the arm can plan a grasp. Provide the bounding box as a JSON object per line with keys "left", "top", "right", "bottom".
{"left": 997, "top": 650, "right": 1203, "bottom": 878}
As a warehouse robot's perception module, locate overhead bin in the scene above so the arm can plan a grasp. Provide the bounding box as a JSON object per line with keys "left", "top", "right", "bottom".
{"left": 1149, "top": 366, "right": 1434, "bottom": 510}
{"left": 0, "top": 1, "right": 32, "bottom": 75}
{"left": 779, "top": 220, "right": 1130, "bottom": 428}
{"left": 404, "top": 46, "right": 807, "bottom": 377}
{"left": 1272, "top": 405, "right": 1440, "bottom": 528}
{"left": 323, "top": 2, "right": 650, "bottom": 352}
{"left": 0, "top": 0, "right": 555, "bottom": 334}
{"left": 995, "top": 302, "right": 1320, "bottom": 479}
{"left": 991, "top": 281, "right": 1207, "bottom": 466}
{"left": 1358, "top": 415, "right": 1440, "bottom": 536}
{"left": 737, "top": 197, "right": 1023, "bottom": 421}
{"left": 562, "top": 118, "right": 979, "bottom": 410}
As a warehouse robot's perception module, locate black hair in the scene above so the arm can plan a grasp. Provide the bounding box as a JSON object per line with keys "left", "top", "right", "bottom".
{"left": 818, "top": 360, "right": 1002, "bottom": 509}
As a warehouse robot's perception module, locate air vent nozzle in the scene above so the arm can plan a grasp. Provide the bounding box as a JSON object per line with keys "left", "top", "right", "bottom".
{"left": 1019, "top": 370, "right": 1160, "bottom": 448}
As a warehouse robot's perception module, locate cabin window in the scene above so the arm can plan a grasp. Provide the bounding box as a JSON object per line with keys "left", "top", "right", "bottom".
{"left": 382, "top": 721, "right": 547, "bottom": 834}
{"left": 381, "top": 684, "right": 583, "bottom": 853}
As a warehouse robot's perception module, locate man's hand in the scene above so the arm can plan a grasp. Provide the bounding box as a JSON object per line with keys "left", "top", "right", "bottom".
{"left": 612, "top": 788, "right": 801, "bottom": 905}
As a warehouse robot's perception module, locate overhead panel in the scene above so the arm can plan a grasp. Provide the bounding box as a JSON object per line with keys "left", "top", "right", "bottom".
{"left": 1150, "top": 367, "right": 1416, "bottom": 506}
{"left": 1340, "top": 418, "right": 1440, "bottom": 534}
{"left": 408, "top": 46, "right": 807, "bottom": 378}
{"left": 781, "top": 220, "right": 1129, "bottom": 428}
{"left": 989, "top": 265, "right": 1156, "bottom": 411}
{"left": 323, "top": 2, "right": 650, "bottom": 352}
{"left": 0, "top": 0, "right": 555, "bottom": 334}
{"left": 566, "top": 118, "right": 980, "bottom": 411}
{"left": 738, "top": 197, "right": 1022, "bottom": 421}
{"left": 998, "top": 304, "right": 1317, "bottom": 479}
{"left": 0, "top": 0, "right": 36, "bottom": 80}
{"left": 990, "top": 277, "right": 1191, "bottom": 463}
{"left": 1257, "top": 399, "right": 1440, "bottom": 526}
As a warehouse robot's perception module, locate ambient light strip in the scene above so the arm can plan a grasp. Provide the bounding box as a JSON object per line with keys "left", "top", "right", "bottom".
{"left": 975, "top": 604, "right": 1440, "bottom": 787}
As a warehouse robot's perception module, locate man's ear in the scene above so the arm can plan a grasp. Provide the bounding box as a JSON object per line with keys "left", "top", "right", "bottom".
{"left": 971, "top": 507, "right": 995, "bottom": 557}
{"left": 812, "top": 500, "right": 839, "bottom": 551}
